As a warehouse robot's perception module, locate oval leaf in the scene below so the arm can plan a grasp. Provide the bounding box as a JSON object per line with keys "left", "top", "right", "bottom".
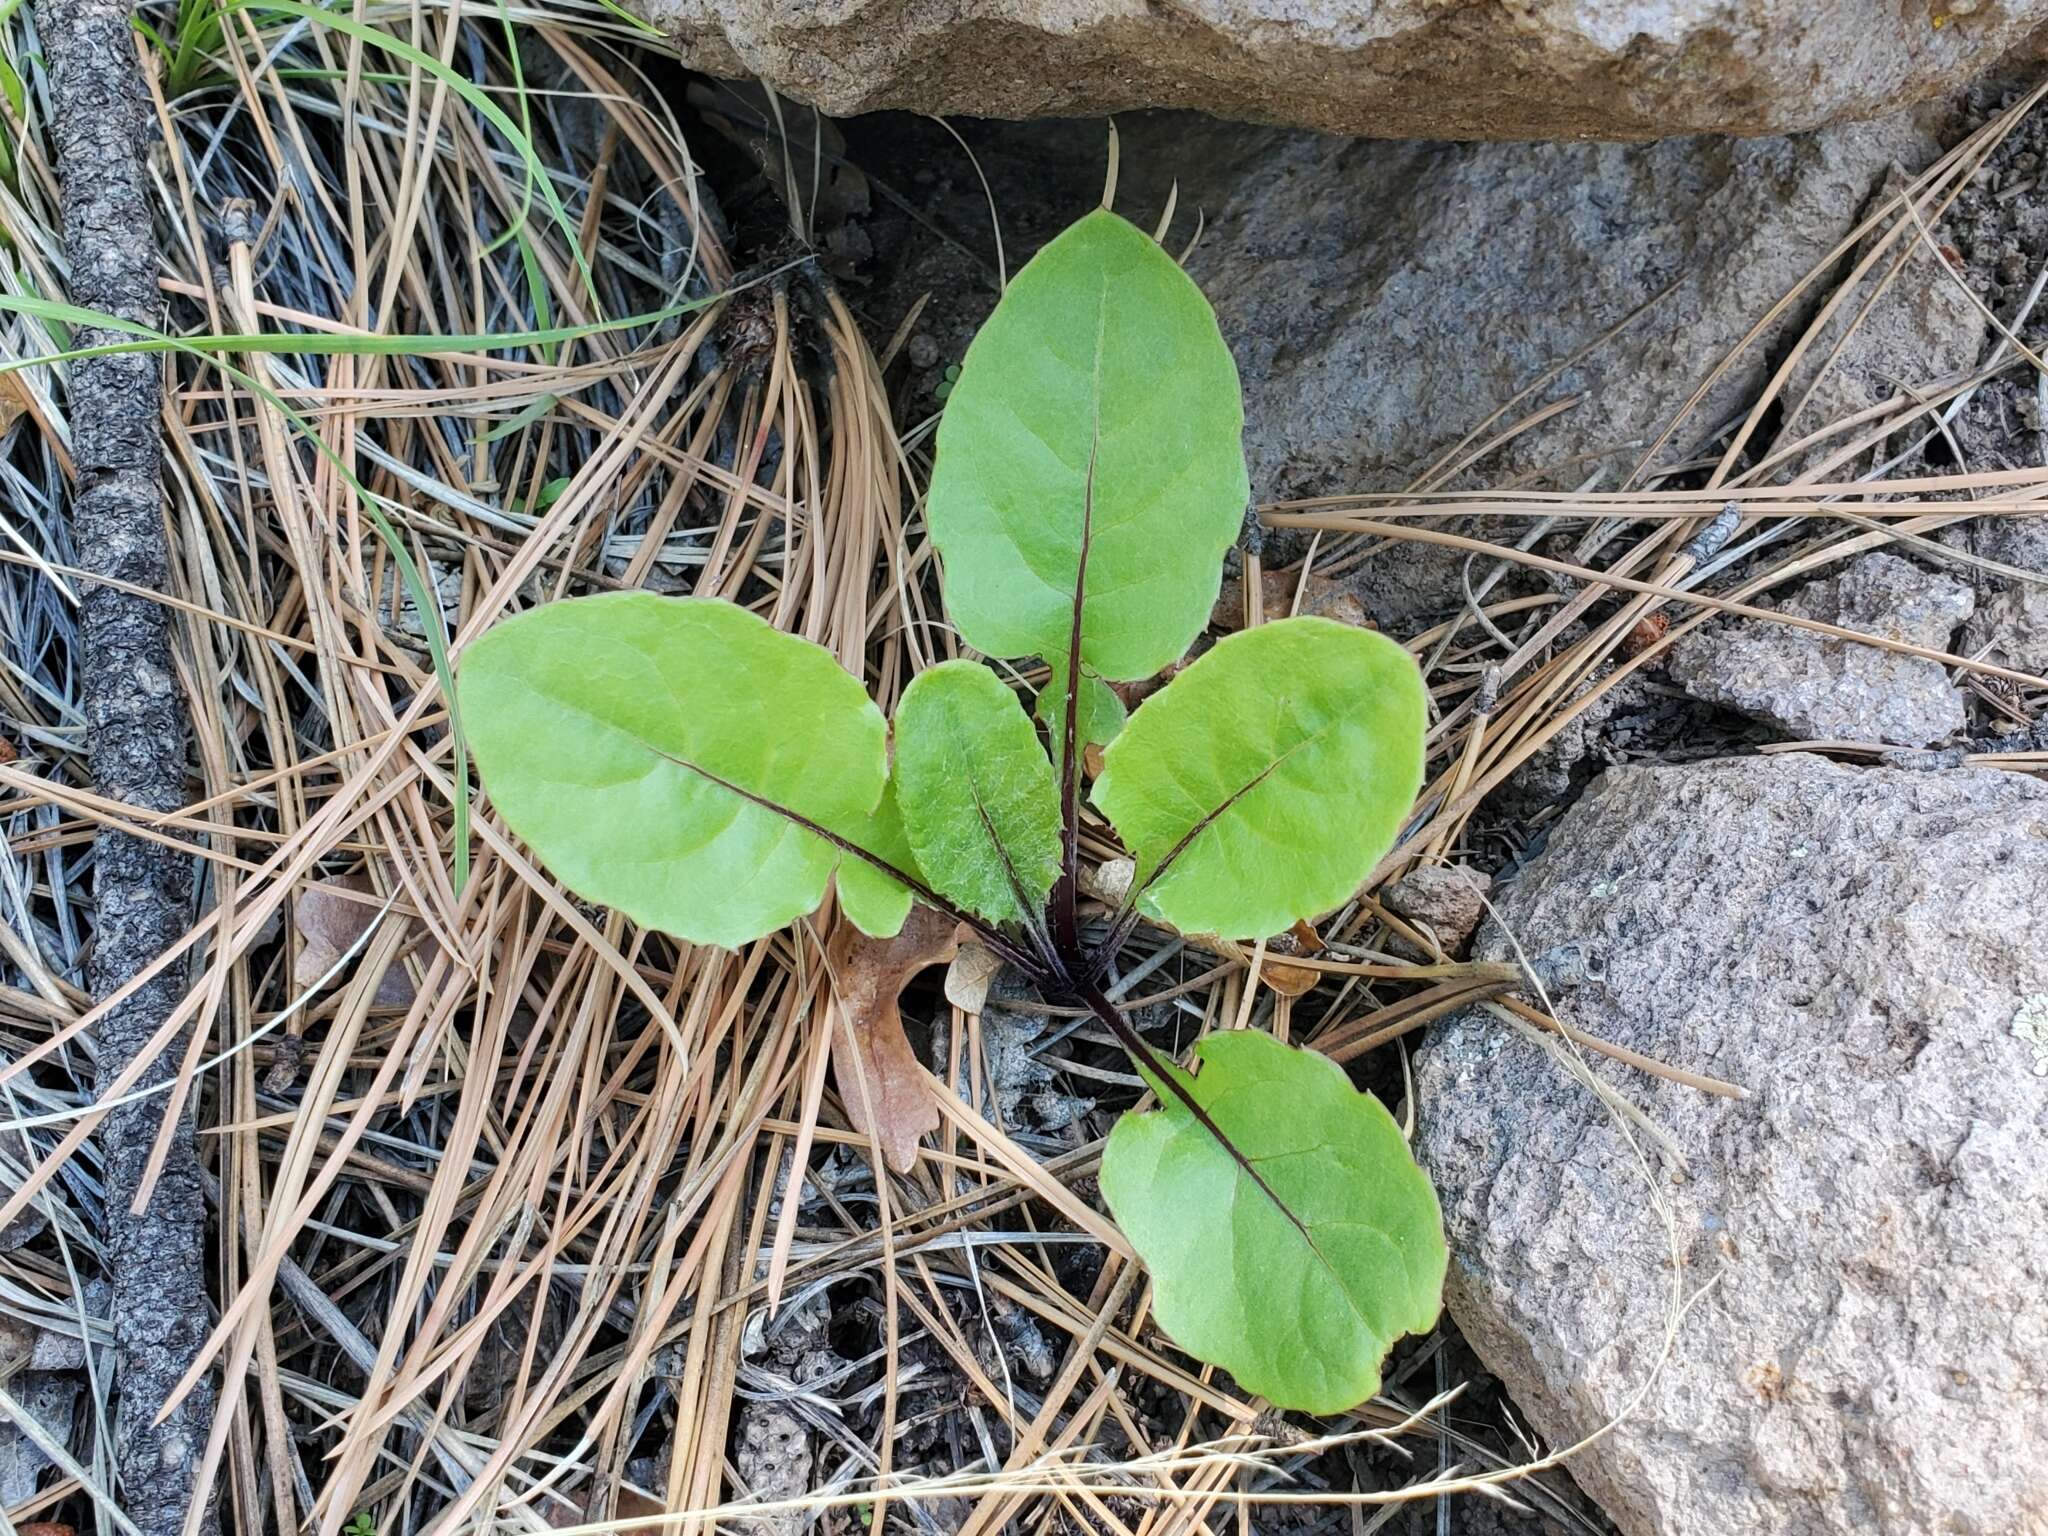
{"left": 458, "top": 593, "right": 887, "bottom": 948}
{"left": 927, "top": 208, "right": 1249, "bottom": 681}
{"left": 1092, "top": 617, "right": 1426, "bottom": 940}
{"left": 893, "top": 660, "right": 1060, "bottom": 926}
{"left": 1099, "top": 1029, "right": 1446, "bottom": 1413}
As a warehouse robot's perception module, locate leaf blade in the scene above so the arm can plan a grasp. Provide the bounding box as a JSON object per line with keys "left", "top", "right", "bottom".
{"left": 838, "top": 778, "right": 920, "bottom": 939}
{"left": 1093, "top": 617, "right": 1427, "bottom": 940}
{"left": 927, "top": 209, "right": 1248, "bottom": 681}
{"left": 893, "top": 660, "right": 1061, "bottom": 927}
{"left": 1099, "top": 1030, "right": 1446, "bottom": 1413}
{"left": 458, "top": 593, "right": 888, "bottom": 948}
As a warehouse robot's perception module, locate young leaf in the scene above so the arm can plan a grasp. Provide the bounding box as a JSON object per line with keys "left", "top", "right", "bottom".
{"left": 837, "top": 779, "right": 919, "bottom": 939}
{"left": 926, "top": 209, "right": 1248, "bottom": 682}
{"left": 458, "top": 593, "right": 888, "bottom": 948}
{"left": 892, "top": 660, "right": 1061, "bottom": 926}
{"left": 1035, "top": 659, "right": 1127, "bottom": 753}
{"left": 1099, "top": 1029, "right": 1446, "bottom": 1414}
{"left": 1093, "top": 617, "right": 1426, "bottom": 940}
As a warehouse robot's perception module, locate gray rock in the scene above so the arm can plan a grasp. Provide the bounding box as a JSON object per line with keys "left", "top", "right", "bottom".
{"left": 1158, "top": 114, "right": 1944, "bottom": 503}
{"left": 1948, "top": 512, "right": 2048, "bottom": 577}
{"left": 1964, "top": 578, "right": 2048, "bottom": 675}
{"left": 635, "top": 0, "right": 2047, "bottom": 141}
{"left": 1779, "top": 165, "right": 1989, "bottom": 475}
{"left": 732, "top": 1401, "right": 813, "bottom": 1536}
{"left": 1668, "top": 552, "right": 1974, "bottom": 746}
{"left": 1945, "top": 509, "right": 2048, "bottom": 687}
{"left": 1114, "top": 113, "right": 1945, "bottom": 633}
{"left": 1415, "top": 753, "right": 2048, "bottom": 1536}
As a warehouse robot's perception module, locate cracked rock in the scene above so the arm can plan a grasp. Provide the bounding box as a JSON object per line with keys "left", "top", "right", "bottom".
{"left": 1668, "top": 552, "right": 1973, "bottom": 746}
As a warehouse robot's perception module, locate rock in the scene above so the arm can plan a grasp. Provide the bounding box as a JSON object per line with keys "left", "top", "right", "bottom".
{"left": 1779, "top": 165, "right": 1989, "bottom": 474}
{"left": 1942, "top": 509, "right": 2048, "bottom": 704}
{"left": 1129, "top": 113, "right": 1945, "bottom": 634}
{"left": 1160, "top": 114, "right": 1945, "bottom": 503}
{"left": 732, "top": 1402, "right": 813, "bottom": 1536}
{"left": 1381, "top": 864, "right": 1491, "bottom": 956}
{"left": 636, "top": 0, "right": 2048, "bottom": 141}
{"left": 1415, "top": 753, "right": 2048, "bottom": 1536}
{"left": 1964, "top": 578, "right": 2048, "bottom": 675}
{"left": 1668, "top": 552, "right": 1974, "bottom": 746}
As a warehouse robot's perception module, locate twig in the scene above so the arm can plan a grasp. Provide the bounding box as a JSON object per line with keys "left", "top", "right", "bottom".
{"left": 38, "top": 1, "right": 219, "bottom": 1531}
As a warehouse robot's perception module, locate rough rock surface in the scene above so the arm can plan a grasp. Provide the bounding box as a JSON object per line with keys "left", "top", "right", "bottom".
{"left": 1160, "top": 114, "right": 1944, "bottom": 503}
{"left": 1779, "top": 166, "right": 1989, "bottom": 474}
{"left": 1668, "top": 552, "right": 1974, "bottom": 745}
{"left": 640, "top": 0, "right": 2048, "bottom": 141}
{"left": 1156, "top": 113, "right": 1953, "bottom": 633}
{"left": 1415, "top": 754, "right": 2048, "bottom": 1536}
{"left": 1965, "top": 577, "right": 2048, "bottom": 675}
{"left": 1381, "top": 864, "right": 1491, "bottom": 956}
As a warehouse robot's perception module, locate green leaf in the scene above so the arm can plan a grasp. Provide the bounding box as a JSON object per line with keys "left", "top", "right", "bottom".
{"left": 1093, "top": 618, "right": 1426, "bottom": 940}
{"left": 892, "top": 660, "right": 1060, "bottom": 926}
{"left": 926, "top": 208, "right": 1248, "bottom": 682}
{"left": 1099, "top": 1029, "right": 1446, "bottom": 1413}
{"left": 458, "top": 593, "right": 888, "bottom": 948}
{"left": 1035, "top": 659, "right": 1127, "bottom": 752}
{"left": 837, "top": 778, "right": 919, "bottom": 939}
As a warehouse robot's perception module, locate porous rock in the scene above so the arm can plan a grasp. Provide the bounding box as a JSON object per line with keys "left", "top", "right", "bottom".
{"left": 1381, "top": 864, "right": 1491, "bottom": 956}
{"left": 636, "top": 0, "right": 2048, "bottom": 142}
{"left": 733, "top": 1402, "right": 813, "bottom": 1536}
{"left": 1667, "top": 552, "right": 1973, "bottom": 745}
{"left": 1415, "top": 753, "right": 2048, "bottom": 1536}
{"left": 1965, "top": 578, "right": 2048, "bottom": 675}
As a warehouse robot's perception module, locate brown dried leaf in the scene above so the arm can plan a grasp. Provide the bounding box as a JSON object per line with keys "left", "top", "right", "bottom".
{"left": 944, "top": 940, "right": 1004, "bottom": 1015}
{"left": 827, "top": 905, "right": 960, "bottom": 1173}
{"left": 1622, "top": 611, "right": 1671, "bottom": 656}
{"left": 293, "top": 874, "right": 417, "bottom": 1008}
{"left": 1262, "top": 961, "right": 1321, "bottom": 998}
{"left": 1262, "top": 922, "right": 1325, "bottom": 998}
{"left": 1078, "top": 856, "right": 1135, "bottom": 908}
{"left": 0, "top": 375, "right": 29, "bottom": 438}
